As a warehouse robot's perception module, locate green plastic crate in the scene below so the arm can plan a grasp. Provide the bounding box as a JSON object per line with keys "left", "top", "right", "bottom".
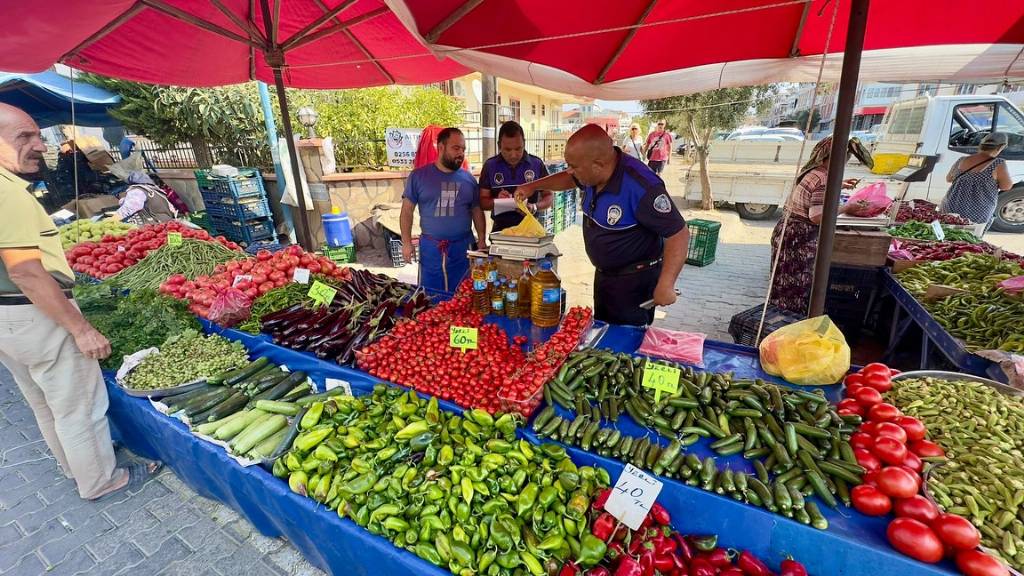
{"left": 686, "top": 219, "right": 721, "bottom": 267}
{"left": 323, "top": 244, "right": 356, "bottom": 265}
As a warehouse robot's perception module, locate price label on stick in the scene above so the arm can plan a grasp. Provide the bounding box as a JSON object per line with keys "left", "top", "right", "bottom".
{"left": 605, "top": 464, "right": 664, "bottom": 531}
{"left": 293, "top": 268, "right": 311, "bottom": 284}
{"left": 167, "top": 232, "right": 183, "bottom": 246}
{"left": 642, "top": 362, "right": 680, "bottom": 402}
{"left": 450, "top": 326, "right": 478, "bottom": 352}
{"left": 308, "top": 280, "right": 337, "bottom": 306}
{"left": 931, "top": 220, "right": 945, "bottom": 241}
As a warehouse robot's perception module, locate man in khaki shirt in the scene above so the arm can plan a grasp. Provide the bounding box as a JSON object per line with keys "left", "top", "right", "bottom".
{"left": 0, "top": 103, "right": 159, "bottom": 500}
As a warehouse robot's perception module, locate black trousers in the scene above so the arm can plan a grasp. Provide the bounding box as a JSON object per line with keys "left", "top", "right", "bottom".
{"left": 594, "top": 265, "right": 661, "bottom": 326}
{"left": 647, "top": 160, "right": 665, "bottom": 174}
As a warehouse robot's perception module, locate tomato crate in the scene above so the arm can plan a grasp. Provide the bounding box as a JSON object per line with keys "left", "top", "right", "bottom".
{"left": 202, "top": 195, "right": 272, "bottom": 221}
{"left": 686, "top": 219, "right": 721, "bottom": 267}
{"left": 194, "top": 168, "right": 265, "bottom": 202}
{"left": 209, "top": 216, "right": 275, "bottom": 245}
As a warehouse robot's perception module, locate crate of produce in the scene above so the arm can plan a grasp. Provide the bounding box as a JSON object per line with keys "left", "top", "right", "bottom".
{"left": 209, "top": 216, "right": 275, "bottom": 245}
{"left": 728, "top": 303, "right": 804, "bottom": 347}
{"left": 202, "top": 194, "right": 272, "bottom": 221}
{"left": 685, "top": 219, "right": 721, "bottom": 267}
{"left": 186, "top": 211, "right": 215, "bottom": 235}
{"left": 194, "top": 168, "right": 265, "bottom": 202}
{"left": 323, "top": 244, "right": 356, "bottom": 265}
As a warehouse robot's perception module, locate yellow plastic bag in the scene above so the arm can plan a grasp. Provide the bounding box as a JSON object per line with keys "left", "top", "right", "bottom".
{"left": 759, "top": 315, "right": 850, "bottom": 385}
{"left": 500, "top": 199, "right": 548, "bottom": 237}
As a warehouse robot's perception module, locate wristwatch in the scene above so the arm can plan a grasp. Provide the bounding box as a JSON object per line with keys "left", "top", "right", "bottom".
{"left": 528, "top": 203, "right": 537, "bottom": 213}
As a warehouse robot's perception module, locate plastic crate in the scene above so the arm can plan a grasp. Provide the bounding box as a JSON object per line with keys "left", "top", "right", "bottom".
{"left": 245, "top": 241, "right": 285, "bottom": 255}
{"left": 388, "top": 237, "right": 419, "bottom": 267}
{"left": 728, "top": 304, "right": 804, "bottom": 347}
{"left": 686, "top": 219, "right": 722, "bottom": 267}
{"left": 209, "top": 216, "right": 275, "bottom": 245}
{"left": 202, "top": 194, "right": 272, "bottom": 221}
{"left": 323, "top": 244, "right": 356, "bottom": 265}
{"left": 194, "top": 169, "right": 265, "bottom": 202}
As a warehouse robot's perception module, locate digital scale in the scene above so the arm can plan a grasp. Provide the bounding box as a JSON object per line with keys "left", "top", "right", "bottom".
{"left": 486, "top": 233, "right": 560, "bottom": 262}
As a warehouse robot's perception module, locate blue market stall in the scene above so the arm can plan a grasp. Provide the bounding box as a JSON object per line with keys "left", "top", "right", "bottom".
{"left": 0, "top": 70, "right": 121, "bottom": 128}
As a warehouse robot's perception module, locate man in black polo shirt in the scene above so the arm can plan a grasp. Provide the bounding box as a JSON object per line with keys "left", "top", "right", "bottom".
{"left": 515, "top": 124, "right": 688, "bottom": 325}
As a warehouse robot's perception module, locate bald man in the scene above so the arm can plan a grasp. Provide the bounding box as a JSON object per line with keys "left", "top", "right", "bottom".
{"left": 515, "top": 125, "right": 688, "bottom": 325}
{"left": 0, "top": 103, "right": 159, "bottom": 500}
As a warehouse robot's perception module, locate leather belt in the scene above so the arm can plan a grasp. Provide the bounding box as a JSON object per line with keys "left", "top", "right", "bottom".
{"left": 597, "top": 257, "right": 663, "bottom": 277}
{"left": 0, "top": 289, "right": 73, "bottom": 306}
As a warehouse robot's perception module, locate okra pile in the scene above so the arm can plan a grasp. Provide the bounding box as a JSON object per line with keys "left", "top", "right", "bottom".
{"left": 887, "top": 377, "right": 1024, "bottom": 569}
{"left": 124, "top": 330, "right": 249, "bottom": 390}
{"left": 274, "top": 385, "right": 611, "bottom": 575}
{"left": 539, "top": 349, "right": 864, "bottom": 527}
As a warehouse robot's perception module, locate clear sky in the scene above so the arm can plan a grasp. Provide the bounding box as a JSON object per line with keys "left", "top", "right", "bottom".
{"left": 595, "top": 99, "right": 642, "bottom": 114}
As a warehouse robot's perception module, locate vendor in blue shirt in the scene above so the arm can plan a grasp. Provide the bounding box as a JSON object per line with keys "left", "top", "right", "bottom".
{"left": 401, "top": 127, "right": 486, "bottom": 292}
{"left": 479, "top": 121, "right": 552, "bottom": 232}
{"left": 514, "top": 124, "right": 689, "bottom": 325}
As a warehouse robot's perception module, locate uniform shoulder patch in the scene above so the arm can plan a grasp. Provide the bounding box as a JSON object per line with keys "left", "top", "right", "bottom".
{"left": 653, "top": 194, "right": 673, "bottom": 214}
{"left": 493, "top": 171, "right": 504, "bottom": 185}
{"left": 524, "top": 169, "right": 536, "bottom": 182}
{"left": 607, "top": 204, "right": 623, "bottom": 225}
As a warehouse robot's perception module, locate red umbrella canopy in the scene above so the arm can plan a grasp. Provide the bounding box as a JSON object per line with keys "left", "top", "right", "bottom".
{"left": 386, "top": 0, "right": 1024, "bottom": 99}
{"left": 0, "top": 0, "right": 466, "bottom": 88}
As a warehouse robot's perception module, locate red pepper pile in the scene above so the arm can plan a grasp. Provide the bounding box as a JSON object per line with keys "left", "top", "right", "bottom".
{"left": 66, "top": 222, "right": 238, "bottom": 278}
{"left": 565, "top": 492, "right": 809, "bottom": 576}
{"left": 838, "top": 363, "right": 1008, "bottom": 575}
{"left": 895, "top": 201, "right": 972, "bottom": 226}
{"left": 889, "top": 239, "right": 1024, "bottom": 265}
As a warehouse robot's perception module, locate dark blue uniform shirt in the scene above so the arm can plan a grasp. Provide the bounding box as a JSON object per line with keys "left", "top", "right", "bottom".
{"left": 579, "top": 148, "right": 686, "bottom": 271}
{"left": 479, "top": 153, "right": 549, "bottom": 232}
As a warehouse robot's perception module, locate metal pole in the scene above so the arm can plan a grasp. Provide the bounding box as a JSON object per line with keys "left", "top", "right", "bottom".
{"left": 481, "top": 74, "right": 497, "bottom": 159}
{"left": 258, "top": 81, "right": 296, "bottom": 244}
{"left": 271, "top": 68, "right": 314, "bottom": 250}
{"left": 808, "top": 0, "right": 870, "bottom": 317}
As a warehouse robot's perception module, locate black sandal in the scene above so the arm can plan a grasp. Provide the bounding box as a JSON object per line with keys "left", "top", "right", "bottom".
{"left": 91, "top": 461, "right": 163, "bottom": 502}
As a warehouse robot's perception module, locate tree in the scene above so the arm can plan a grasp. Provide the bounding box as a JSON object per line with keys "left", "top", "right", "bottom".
{"left": 642, "top": 86, "right": 776, "bottom": 209}
{"left": 81, "top": 74, "right": 267, "bottom": 168}
{"left": 789, "top": 109, "right": 821, "bottom": 133}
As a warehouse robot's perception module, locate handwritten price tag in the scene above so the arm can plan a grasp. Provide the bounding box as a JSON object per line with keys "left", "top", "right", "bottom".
{"left": 325, "top": 378, "right": 352, "bottom": 396}
{"left": 931, "top": 220, "right": 946, "bottom": 241}
{"left": 642, "top": 362, "right": 681, "bottom": 402}
{"left": 308, "top": 280, "right": 336, "bottom": 306}
{"left": 450, "top": 326, "right": 478, "bottom": 352}
{"left": 293, "top": 268, "right": 311, "bottom": 284}
{"left": 605, "top": 464, "right": 664, "bottom": 530}
{"left": 167, "top": 232, "right": 183, "bottom": 246}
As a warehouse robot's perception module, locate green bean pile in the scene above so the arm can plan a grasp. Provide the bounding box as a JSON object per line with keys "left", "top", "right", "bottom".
{"left": 887, "top": 377, "right": 1024, "bottom": 569}
{"left": 897, "top": 253, "right": 1023, "bottom": 296}
{"left": 125, "top": 330, "right": 249, "bottom": 390}
{"left": 107, "top": 239, "right": 246, "bottom": 291}
{"left": 927, "top": 291, "right": 1024, "bottom": 352}
{"left": 237, "top": 281, "right": 324, "bottom": 334}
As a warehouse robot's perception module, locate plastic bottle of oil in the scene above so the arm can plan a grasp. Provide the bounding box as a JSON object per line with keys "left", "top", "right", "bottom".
{"left": 506, "top": 280, "right": 520, "bottom": 318}
{"left": 530, "top": 260, "right": 561, "bottom": 328}
{"left": 491, "top": 278, "right": 506, "bottom": 316}
{"left": 518, "top": 261, "right": 532, "bottom": 318}
{"left": 471, "top": 258, "right": 490, "bottom": 314}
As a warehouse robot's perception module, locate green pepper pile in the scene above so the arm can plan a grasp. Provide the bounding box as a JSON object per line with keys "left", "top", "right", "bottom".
{"left": 896, "top": 253, "right": 1023, "bottom": 296}
{"left": 273, "top": 385, "right": 611, "bottom": 575}
{"left": 888, "top": 220, "right": 981, "bottom": 243}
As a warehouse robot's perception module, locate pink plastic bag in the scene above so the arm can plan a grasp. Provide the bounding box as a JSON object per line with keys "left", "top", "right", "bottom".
{"left": 208, "top": 288, "right": 252, "bottom": 327}
{"left": 844, "top": 182, "right": 892, "bottom": 217}
{"left": 998, "top": 276, "right": 1024, "bottom": 295}
{"left": 637, "top": 327, "right": 705, "bottom": 366}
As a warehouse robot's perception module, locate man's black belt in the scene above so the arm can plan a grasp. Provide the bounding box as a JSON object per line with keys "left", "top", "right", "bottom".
{"left": 597, "top": 258, "right": 663, "bottom": 277}
{"left": 0, "top": 289, "right": 73, "bottom": 306}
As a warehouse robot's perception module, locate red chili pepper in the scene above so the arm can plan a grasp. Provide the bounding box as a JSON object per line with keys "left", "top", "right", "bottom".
{"left": 594, "top": 488, "right": 612, "bottom": 511}
{"left": 629, "top": 535, "right": 646, "bottom": 556}
{"left": 671, "top": 552, "right": 687, "bottom": 572}
{"left": 607, "top": 542, "right": 626, "bottom": 562}
{"left": 779, "top": 558, "right": 808, "bottom": 576}
{"left": 736, "top": 550, "right": 771, "bottom": 576}
{"left": 560, "top": 563, "right": 582, "bottom": 576}
{"left": 705, "top": 548, "right": 734, "bottom": 568}
{"left": 654, "top": 554, "right": 676, "bottom": 573}
{"left": 654, "top": 536, "right": 676, "bottom": 557}
{"left": 650, "top": 502, "right": 672, "bottom": 525}
{"left": 719, "top": 568, "right": 746, "bottom": 576}
{"left": 672, "top": 533, "right": 694, "bottom": 562}
{"left": 688, "top": 558, "right": 716, "bottom": 576}
{"left": 593, "top": 513, "right": 616, "bottom": 541}
{"left": 586, "top": 568, "right": 611, "bottom": 576}
{"left": 640, "top": 544, "right": 656, "bottom": 576}
{"left": 647, "top": 528, "right": 660, "bottom": 541}
{"left": 615, "top": 556, "right": 643, "bottom": 576}
{"left": 641, "top": 514, "right": 653, "bottom": 529}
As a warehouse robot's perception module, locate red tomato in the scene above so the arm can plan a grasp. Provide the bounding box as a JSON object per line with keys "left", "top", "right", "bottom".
{"left": 862, "top": 362, "right": 892, "bottom": 377}
{"left": 845, "top": 373, "right": 866, "bottom": 388}
{"left": 864, "top": 372, "right": 893, "bottom": 392}
{"left": 955, "top": 550, "right": 1010, "bottom": 576}
{"left": 850, "top": 432, "right": 874, "bottom": 451}
{"left": 910, "top": 440, "right": 945, "bottom": 458}
{"left": 876, "top": 466, "right": 920, "bottom": 499}
{"left": 860, "top": 421, "right": 880, "bottom": 436}
{"left": 932, "top": 514, "right": 981, "bottom": 550}
{"left": 256, "top": 249, "right": 272, "bottom": 261}
{"left": 845, "top": 382, "right": 865, "bottom": 398}
{"left": 887, "top": 518, "right": 945, "bottom": 563}
{"left": 862, "top": 469, "right": 880, "bottom": 486}
{"left": 895, "top": 416, "right": 927, "bottom": 442}
{"left": 854, "top": 448, "right": 882, "bottom": 471}
{"left": 874, "top": 436, "right": 909, "bottom": 465}
{"left": 854, "top": 387, "right": 883, "bottom": 407}
{"left": 902, "top": 450, "right": 923, "bottom": 473}
{"left": 851, "top": 484, "right": 892, "bottom": 516}
{"left": 837, "top": 398, "right": 864, "bottom": 415}
{"left": 875, "top": 422, "right": 909, "bottom": 444}
{"left": 868, "top": 403, "right": 902, "bottom": 422}
{"left": 258, "top": 281, "right": 275, "bottom": 293}
{"left": 894, "top": 495, "right": 940, "bottom": 523}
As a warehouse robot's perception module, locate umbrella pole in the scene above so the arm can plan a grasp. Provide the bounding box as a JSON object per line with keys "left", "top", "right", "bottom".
{"left": 808, "top": 0, "right": 870, "bottom": 317}
{"left": 271, "top": 68, "right": 314, "bottom": 251}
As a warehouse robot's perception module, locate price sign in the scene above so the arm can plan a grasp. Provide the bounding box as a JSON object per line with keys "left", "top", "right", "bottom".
{"left": 117, "top": 245, "right": 126, "bottom": 253}
{"left": 931, "top": 220, "right": 946, "bottom": 241}
{"left": 293, "top": 268, "right": 311, "bottom": 284}
{"left": 325, "top": 378, "right": 352, "bottom": 396}
{"left": 605, "top": 464, "right": 664, "bottom": 530}
{"left": 308, "top": 280, "right": 337, "bottom": 306}
{"left": 167, "top": 232, "right": 183, "bottom": 246}
{"left": 450, "top": 326, "right": 478, "bottom": 352}
{"left": 642, "top": 362, "right": 681, "bottom": 402}
{"left": 232, "top": 274, "right": 252, "bottom": 288}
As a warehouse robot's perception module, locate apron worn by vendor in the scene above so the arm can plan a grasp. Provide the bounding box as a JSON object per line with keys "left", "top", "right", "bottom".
{"left": 581, "top": 149, "right": 686, "bottom": 326}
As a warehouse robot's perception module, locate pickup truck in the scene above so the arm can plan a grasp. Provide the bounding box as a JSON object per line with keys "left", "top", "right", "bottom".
{"left": 683, "top": 95, "right": 1024, "bottom": 232}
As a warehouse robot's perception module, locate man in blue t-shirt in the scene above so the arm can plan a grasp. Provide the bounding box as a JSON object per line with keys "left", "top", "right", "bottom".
{"left": 401, "top": 127, "right": 486, "bottom": 292}
{"left": 479, "top": 121, "right": 552, "bottom": 232}
{"left": 513, "top": 124, "right": 689, "bottom": 325}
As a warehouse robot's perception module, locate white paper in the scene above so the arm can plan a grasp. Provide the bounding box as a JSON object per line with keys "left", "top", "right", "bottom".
{"left": 51, "top": 209, "right": 75, "bottom": 220}
{"left": 931, "top": 220, "right": 946, "bottom": 241}
{"left": 293, "top": 268, "right": 311, "bottom": 284}
{"left": 232, "top": 274, "right": 253, "bottom": 288}
{"left": 492, "top": 197, "right": 519, "bottom": 216}
{"left": 116, "top": 347, "right": 160, "bottom": 384}
{"left": 605, "top": 464, "right": 664, "bottom": 530}
{"left": 325, "top": 378, "right": 352, "bottom": 396}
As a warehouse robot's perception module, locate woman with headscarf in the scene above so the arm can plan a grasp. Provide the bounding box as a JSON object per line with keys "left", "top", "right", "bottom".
{"left": 112, "top": 171, "right": 179, "bottom": 225}
{"left": 769, "top": 136, "right": 873, "bottom": 314}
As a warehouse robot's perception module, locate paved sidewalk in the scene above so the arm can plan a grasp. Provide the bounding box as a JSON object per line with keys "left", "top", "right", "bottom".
{"left": 0, "top": 369, "right": 323, "bottom": 576}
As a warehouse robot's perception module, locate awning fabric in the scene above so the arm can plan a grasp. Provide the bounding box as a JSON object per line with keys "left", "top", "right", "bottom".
{"left": 0, "top": 70, "right": 121, "bottom": 127}
{"left": 856, "top": 105, "right": 888, "bottom": 116}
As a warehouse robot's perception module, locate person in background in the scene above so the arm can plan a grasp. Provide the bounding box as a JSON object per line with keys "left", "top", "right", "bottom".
{"left": 514, "top": 124, "right": 689, "bottom": 325}
{"left": 643, "top": 120, "right": 673, "bottom": 175}
{"left": 769, "top": 136, "right": 872, "bottom": 314}
{"left": 479, "top": 121, "right": 552, "bottom": 233}
{"left": 940, "top": 132, "right": 1013, "bottom": 232}
{"left": 0, "top": 103, "right": 161, "bottom": 501}
{"left": 621, "top": 123, "right": 645, "bottom": 160}
{"left": 110, "top": 171, "right": 178, "bottom": 224}
{"left": 401, "top": 127, "right": 486, "bottom": 292}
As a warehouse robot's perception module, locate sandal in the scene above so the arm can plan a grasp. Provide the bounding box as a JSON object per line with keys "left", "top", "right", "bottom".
{"left": 90, "top": 461, "right": 163, "bottom": 502}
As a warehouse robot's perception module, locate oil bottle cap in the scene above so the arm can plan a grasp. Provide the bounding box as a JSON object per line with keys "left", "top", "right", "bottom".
{"left": 539, "top": 260, "right": 552, "bottom": 270}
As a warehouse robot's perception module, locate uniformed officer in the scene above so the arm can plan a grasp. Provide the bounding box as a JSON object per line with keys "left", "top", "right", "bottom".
{"left": 514, "top": 124, "right": 688, "bottom": 325}
{"left": 479, "top": 121, "right": 552, "bottom": 232}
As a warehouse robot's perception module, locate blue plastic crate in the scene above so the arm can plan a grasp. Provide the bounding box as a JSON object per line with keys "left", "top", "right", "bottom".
{"left": 209, "top": 216, "right": 275, "bottom": 245}
{"left": 194, "top": 169, "right": 265, "bottom": 202}
{"left": 202, "top": 194, "right": 272, "bottom": 221}
{"left": 245, "top": 241, "right": 286, "bottom": 255}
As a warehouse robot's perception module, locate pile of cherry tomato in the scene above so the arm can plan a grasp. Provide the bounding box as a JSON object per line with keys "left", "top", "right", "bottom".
{"left": 839, "top": 363, "right": 1009, "bottom": 576}
{"left": 66, "top": 222, "right": 238, "bottom": 278}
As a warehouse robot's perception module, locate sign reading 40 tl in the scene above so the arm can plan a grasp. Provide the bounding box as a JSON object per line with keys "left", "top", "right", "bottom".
{"left": 385, "top": 128, "right": 421, "bottom": 168}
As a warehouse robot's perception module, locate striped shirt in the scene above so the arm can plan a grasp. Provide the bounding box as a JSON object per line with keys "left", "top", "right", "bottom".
{"left": 785, "top": 167, "right": 828, "bottom": 223}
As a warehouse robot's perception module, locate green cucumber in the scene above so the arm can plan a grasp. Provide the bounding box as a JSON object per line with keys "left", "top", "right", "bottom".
{"left": 209, "top": 357, "right": 269, "bottom": 386}
{"left": 248, "top": 428, "right": 290, "bottom": 459}
{"left": 203, "top": 392, "right": 250, "bottom": 422}
{"left": 194, "top": 409, "right": 250, "bottom": 436}
{"left": 232, "top": 414, "right": 288, "bottom": 454}
{"left": 184, "top": 389, "right": 239, "bottom": 417}
{"left": 252, "top": 372, "right": 306, "bottom": 403}
{"left": 254, "top": 400, "right": 300, "bottom": 416}
{"left": 214, "top": 410, "right": 267, "bottom": 441}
